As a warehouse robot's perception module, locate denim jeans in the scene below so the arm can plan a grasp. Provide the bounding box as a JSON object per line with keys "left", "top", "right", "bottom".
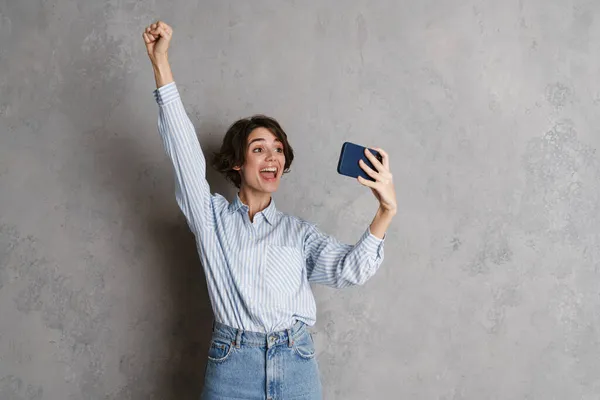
{"left": 201, "top": 320, "right": 322, "bottom": 400}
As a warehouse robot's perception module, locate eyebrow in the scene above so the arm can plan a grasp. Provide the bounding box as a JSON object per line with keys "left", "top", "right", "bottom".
{"left": 248, "top": 138, "right": 282, "bottom": 146}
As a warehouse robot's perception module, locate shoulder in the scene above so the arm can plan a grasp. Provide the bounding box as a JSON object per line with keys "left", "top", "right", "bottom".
{"left": 210, "top": 192, "right": 231, "bottom": 211}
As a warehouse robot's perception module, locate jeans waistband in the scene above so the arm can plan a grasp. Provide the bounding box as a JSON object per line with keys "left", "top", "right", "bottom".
{"left": 211, "top": 320, "right": 306, "bottom": 348}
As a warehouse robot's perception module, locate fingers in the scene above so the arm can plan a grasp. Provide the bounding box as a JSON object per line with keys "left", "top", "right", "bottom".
{"left": 364, "top": 148, "right": 385, "bottom": 172}
{"left": 361, "top": 147, "right": 394, "bottom": 186}
{"left": 357, "top": 175, "right": 377, "bottom": 189}
{"left": 359, "top": 159, "right": 380, "bottom": 181}
{"left": 144, "top": 26, "right": 158, "bottom": 42}
{"left": 144, "top": 21, "right": 172, "bottom": 40}
{"left": 373, "top": 147, "right": 390, "bottom": 170}
{"left": 365, "top": 147, "right": 393, "bottom": 182}
{"left": 151, "top": 26, "right": 171, "bottom": 39}
{"left": 143, "top": 26, "right": 155, "bottom": 41}
{"left": 157, "top": 21, "right": 171, "bottom": 32}
{"left": 153, "top": 21, "right": 172, "bottom": 35}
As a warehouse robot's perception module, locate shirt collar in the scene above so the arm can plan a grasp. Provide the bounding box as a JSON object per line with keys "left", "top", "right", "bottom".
{"left": 228, "top": 194, "right": 246, "bottom": 214}
{"left": 228, "top": 194, "right": 278, "bottom": 225}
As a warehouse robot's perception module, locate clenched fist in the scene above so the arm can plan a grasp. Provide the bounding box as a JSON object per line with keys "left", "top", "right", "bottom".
{"left": 142, "top": 21, "right": 173, "bottom": 63}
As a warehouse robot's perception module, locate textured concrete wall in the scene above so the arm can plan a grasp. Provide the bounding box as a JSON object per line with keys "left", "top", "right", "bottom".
{"left": 1, "top": 1, "right": 600, "bottom": 399}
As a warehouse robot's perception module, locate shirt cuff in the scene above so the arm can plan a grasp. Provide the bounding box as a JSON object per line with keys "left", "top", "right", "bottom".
{"left": 153, "top": 81, "right": 180, "bottom": 106}
{"left": 360, "top": 228, "right": 385, "bottom": 260}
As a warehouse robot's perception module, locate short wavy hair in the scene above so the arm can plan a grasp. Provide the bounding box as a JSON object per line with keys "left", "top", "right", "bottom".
{"left": 211, "top": 115, "right": 294, "bottom": 188}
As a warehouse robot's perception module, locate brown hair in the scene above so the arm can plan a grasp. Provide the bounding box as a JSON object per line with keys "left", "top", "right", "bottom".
{"left": 211, "top": 115, "right": 294, "bottom": 188}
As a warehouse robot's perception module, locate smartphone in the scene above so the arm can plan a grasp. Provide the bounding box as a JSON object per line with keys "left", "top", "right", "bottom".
{"left": 337, "top": 142, "right": 383, "bottom": 181}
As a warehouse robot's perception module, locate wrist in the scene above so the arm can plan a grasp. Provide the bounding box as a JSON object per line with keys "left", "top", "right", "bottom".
{"left": 151, "top": 57, "right": 174, "bottom": 88}
{"left": 151, "top": 54, "right": 169, "bottom": 69}
{"left": 377, "top": 206, "right": 397, "bottom": 218}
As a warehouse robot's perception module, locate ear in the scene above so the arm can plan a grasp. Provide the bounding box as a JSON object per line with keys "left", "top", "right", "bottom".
{"left": 232, "top": 165, "right": 241, "bottom": 171}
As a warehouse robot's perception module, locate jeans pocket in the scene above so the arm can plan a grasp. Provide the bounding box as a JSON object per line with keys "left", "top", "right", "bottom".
{"left": 265, "top": 246, "right": 305, "bottom": 304}
{"left": 207, "top": 339, "right": 234, "bottom": 363}
{"left": 292, "top": 331, "right": 316, "bottom": 360}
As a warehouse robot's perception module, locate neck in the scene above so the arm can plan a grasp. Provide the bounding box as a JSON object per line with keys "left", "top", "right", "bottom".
{"left": 238, "top": 186, "right": 272, "bottom": 222}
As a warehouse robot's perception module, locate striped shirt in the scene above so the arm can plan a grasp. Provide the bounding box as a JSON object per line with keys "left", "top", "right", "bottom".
{"left": 154, "top": 82, "right": 385, "bottom": 333}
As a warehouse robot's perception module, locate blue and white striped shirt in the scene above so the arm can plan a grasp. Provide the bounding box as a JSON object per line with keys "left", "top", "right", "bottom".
{"left": 154, "top": 82, "right": 385, "bottom": 332}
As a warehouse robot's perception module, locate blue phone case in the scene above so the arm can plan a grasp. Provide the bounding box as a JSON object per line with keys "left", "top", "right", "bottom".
{"left": 337, "top": 142, "right": 382, "bottom": 181}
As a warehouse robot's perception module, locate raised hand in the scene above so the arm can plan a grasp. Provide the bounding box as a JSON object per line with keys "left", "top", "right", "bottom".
{"left": 358, "top": 148, "right": 397, "bottom": 215}
{"left": 143, "top": 20, "right": 174, "bottom": 88}
{"left": 142, "top": 20, "right": 173, "bottom": 63}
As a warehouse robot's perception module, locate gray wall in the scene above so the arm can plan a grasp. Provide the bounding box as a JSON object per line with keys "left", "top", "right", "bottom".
{"left": 1, "top": 1, "right": 599, "bottom": 399}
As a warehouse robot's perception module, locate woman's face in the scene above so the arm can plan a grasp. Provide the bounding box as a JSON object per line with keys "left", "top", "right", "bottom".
{"left": 235, "top": 127, "right": 286, "bottom": 194}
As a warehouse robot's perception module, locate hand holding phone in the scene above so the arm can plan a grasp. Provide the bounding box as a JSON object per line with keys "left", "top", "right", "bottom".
{"left": 337, "top": 142, "right": 383, "bottom": 181}
{"left": 336, "top": 141, "right": 397, "bottom": 238}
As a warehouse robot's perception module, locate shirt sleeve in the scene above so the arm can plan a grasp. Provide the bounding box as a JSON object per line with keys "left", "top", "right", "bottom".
{"left": 303, "top": 224, "right": 385, "bottom": 288}
{"left": 153, "top": 82, "right": 213, "bottom": 235}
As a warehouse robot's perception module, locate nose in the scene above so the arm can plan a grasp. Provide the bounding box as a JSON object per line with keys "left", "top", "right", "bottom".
{"left": 265, "top": 149, "right": 275, "bottom": 161}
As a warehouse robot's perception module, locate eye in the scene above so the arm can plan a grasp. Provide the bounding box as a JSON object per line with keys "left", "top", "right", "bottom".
{"left": 252, "top": 147, "right": 262, "bottom": 153}
{"left": 275, "top": 147, "right": 284, "bottom": 153}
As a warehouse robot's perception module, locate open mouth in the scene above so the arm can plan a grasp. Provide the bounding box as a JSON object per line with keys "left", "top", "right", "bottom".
{"left": 259, "top": 166, "right": 278, "bottom": 181}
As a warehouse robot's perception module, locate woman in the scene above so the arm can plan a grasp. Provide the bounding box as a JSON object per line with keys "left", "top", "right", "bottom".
{"left": 143, "top": 20, "right": 397, "bottom": 400}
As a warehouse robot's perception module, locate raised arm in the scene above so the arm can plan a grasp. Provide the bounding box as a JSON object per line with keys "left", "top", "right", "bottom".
{"left": 304, "top": 224, "right": 385, "bottom": 288}
{"left": 144, "top": 21, "right": 213, "bottom": 235}
{"left": 304, "top": 146, "right": 396, "bottom": 288}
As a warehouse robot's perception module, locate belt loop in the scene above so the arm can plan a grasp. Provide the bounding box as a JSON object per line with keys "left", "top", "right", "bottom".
{"left": 286, "top": 328, "right": 293, "bottom": 347}
{"left": 235, "top": 329, "right": 242, "bottom": 349}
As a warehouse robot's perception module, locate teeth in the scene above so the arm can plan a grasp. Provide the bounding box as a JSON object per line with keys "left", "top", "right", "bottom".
{"left": 260, "top": 167, "right": 277, "bottom": 172}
